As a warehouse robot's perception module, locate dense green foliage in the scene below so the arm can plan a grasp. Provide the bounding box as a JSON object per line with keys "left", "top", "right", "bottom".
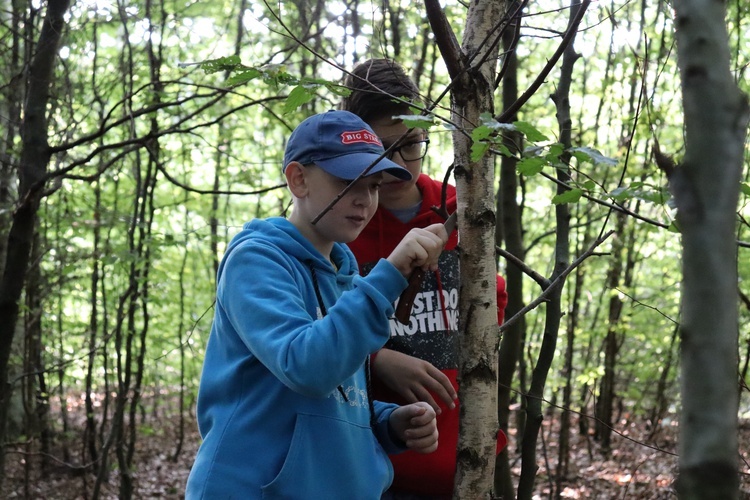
{"left": 0, "top": 0, "right": 748, "bottom": 496}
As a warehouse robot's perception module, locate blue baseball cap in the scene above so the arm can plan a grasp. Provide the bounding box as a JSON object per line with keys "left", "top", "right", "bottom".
{"left": 283, "top": 110, "right": 412, "bottom": 181}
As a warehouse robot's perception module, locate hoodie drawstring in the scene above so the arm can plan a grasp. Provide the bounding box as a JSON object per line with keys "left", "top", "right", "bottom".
{"left": 307, "top": 261, "right": 376, "bottom": 428}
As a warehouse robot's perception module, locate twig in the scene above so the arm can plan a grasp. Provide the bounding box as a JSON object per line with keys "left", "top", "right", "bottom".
{"left": 499, "top": 229, "right": 615, "bottom": 332}
{"left": 496, "top": 0, "right": 592, "bottom": 123}
{"left": 496, "top": 245, "right": 549, "bottom": 288}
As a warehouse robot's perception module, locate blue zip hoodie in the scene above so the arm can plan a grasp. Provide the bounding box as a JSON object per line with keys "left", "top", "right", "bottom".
{"left": 186, "top": 217, "right": 409, "bottom": 499}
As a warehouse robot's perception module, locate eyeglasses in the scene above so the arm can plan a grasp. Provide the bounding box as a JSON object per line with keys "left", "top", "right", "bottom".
{"left": 384, "top": 139, "right": 430, "bottom": 162}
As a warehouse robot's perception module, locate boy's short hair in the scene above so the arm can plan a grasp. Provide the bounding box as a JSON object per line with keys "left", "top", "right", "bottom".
{"left": 341, "top": 59, "right": 421, "bottom": 123}
{"left": 283, "top": 110, "right": 412, "bottom": 181}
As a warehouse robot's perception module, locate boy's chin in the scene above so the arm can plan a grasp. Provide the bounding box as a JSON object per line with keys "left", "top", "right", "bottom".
{"left": 339, "top": 232, "right": 362, "bottom": 244}
{"left": 342, "top": 225, "right": 370, "bottom": 242}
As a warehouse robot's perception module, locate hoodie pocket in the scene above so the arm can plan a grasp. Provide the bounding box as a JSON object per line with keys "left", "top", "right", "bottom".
{"left": 261, "top": 412, "right": 392, "bottom": 499}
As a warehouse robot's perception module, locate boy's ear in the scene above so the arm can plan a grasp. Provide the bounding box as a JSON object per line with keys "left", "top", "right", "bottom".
{"left": 284, "top": 162, "right": 308, "bottom": 198}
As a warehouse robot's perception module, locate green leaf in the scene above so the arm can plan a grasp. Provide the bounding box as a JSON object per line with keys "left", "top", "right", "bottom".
{"left": 609, "top": 186, "right": 632, "bottom": 201}
{"left": 548, "top": 143, "right": 565, "bottom": 159}
{"left": 478, "top": 113, "right": 515, "bottom": 130}
{"left": 495, "top": 143, "right": 513, "bottom": 157}
{"left": 395, "top": 114, "right": 434, "bottom": 130}
{"left": 262, "top": 66, "right": 297, "bottom": 87}
{"left": 569, "top": 146, "right": 618, "bottom": 166}
{"left": 523, "top": 145, "right": 546, "bottom": 157}
{"left": 471, "top": 141, "right": 490, "bottom": 162}
{"left": 199, "top": 55, "right": 242, "bottom": 74}
{"left": 741, "top": 182, "right": 750, "bottom": 196}
{"left": 469, "top": 124, "right": 495, "bottom": 162}
{"left": 609, "top": 184, "right": 669, "bottom": 204}
{"left": 635, "top": 187, "right": 670, "bottom": 204}
{"left": 283, "top": 85, "right": 316, "bottom": 114}
{"left": 517, "top": 156, "right": 546, "bottom": 176}
{"left": 471, "top": 124, "right": 493, "bottom": 142}
{"left": 326, "top": 84, "right": 351, "bottom": 97}
{"left": 552, "top": 188, "right": 583, "bottom": 204}
{"left": 513, "top": 121, "right": 548, "bottom": 142}
{"left": 226, "top": 69, "right": 262, "bottom": 87}
{"left": 140, "top": 425, "right": 156, "bottom": 436}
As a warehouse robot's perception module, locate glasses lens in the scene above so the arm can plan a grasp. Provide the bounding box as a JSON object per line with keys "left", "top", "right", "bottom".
{"left": 400, "top": 140, "right": 428, "bottom": 161}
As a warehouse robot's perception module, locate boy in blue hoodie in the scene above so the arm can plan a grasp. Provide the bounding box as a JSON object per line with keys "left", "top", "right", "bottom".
{"left": 185, "top": 110, "right": 450, "bottom": 499}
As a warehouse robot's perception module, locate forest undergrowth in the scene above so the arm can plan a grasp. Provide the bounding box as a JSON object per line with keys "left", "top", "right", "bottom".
{"left": 1, "top": 398, "right": 749, "bottom": 499}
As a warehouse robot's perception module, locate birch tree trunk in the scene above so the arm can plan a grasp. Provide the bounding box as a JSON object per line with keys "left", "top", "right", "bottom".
{"left": 425, "top": 0, "right": 509, "bottom": 496}
{"left": 669, "top": 0, "right": 749, "bottom": 496}
{"left": 450, "top": 4, "right": 507, "bottom": 499}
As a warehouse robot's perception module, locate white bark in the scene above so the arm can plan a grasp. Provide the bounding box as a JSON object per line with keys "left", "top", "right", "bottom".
{"left": 451, "top": 1, "right": 509, "bottom": 498}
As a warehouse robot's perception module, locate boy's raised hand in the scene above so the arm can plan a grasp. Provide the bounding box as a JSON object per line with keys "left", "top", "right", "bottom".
{"left": 372, "top": 349, "right": 457, "bottom": 413}
{"left": 389, "top": 401, "right": 438, "bottom": 454}
{"left": 386, "top": 223, "right": 449, "bottom": 279}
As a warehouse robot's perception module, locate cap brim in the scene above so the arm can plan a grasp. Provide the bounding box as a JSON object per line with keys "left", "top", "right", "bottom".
{"left": 315, "top": 152, "right": 412, "bottom": 181}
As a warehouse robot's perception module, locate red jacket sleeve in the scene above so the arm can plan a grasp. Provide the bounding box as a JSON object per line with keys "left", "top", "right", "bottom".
{"left": 496, "top": 274, "right": 508, "bottom": 325}
{"left": 496, "top": 274, "right": 509, "bottom": 455}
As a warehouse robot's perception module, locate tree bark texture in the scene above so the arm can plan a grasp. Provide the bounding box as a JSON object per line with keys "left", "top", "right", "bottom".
{"left": 517, "top": 0, "right": 583, "bottom": 494}
{"left": 495, "top": 6, "right": 524, "bottom": 497}
{"left": 435, "top": 0, "right": 509, "bottom": 496}
{"left": 0, "top": 0, "right": 25, "bottom": 281}
{"left": 594, "top": 211, "right": 626, "bottom": 450}
{"left": 0, "top": 0, "right": 71, "bottom": 485}
{"left": 671, "top": 0, "right": 749, "bottom": 497}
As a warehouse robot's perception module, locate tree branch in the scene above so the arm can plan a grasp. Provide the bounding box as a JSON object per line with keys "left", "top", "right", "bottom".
{"left": 496, "top": 0, "right": 591, "bottom": 123}
{"left": 424, "top": 0, "right": 465, "bottom": 80}
{"left": 499, "top": 229, "right": 615, "bottom": 332}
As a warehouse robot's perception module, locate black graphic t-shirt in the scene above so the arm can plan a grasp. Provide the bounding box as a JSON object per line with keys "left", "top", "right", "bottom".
{"left": 361, "top": 249, "right": 459, "bottom": 370}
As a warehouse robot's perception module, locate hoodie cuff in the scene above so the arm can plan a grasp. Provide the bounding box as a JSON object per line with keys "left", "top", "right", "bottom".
{"left": 372, "top": 402, "right": 408, "bottom": 455}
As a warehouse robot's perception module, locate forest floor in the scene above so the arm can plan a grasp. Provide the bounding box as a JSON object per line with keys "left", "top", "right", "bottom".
{"left": 1, "top": 407, "right": 749, "bottom": 499}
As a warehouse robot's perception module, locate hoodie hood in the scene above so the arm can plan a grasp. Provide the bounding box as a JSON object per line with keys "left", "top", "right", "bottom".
{"left": 221, "top": 217, "right": 359, "bottom": 280}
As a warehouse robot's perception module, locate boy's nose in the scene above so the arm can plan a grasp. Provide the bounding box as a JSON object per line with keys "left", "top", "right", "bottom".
{"left": 353, "top": 188, "right": 374, "bottom": 207}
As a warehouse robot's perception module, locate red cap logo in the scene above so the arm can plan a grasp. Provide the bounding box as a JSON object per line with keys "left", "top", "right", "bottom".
{"left": 340, "top": 130, "right": 382, "bottom": 146}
